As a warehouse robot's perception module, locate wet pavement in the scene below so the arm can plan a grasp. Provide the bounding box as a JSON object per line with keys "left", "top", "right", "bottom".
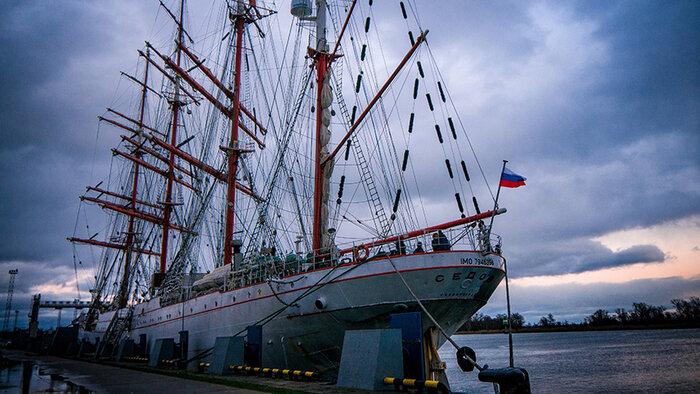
{"left": 0, "top": 350, "right": 373, "bottom": 393}
{"left": 0, "top": 351, "right": 259, "bottom": 393}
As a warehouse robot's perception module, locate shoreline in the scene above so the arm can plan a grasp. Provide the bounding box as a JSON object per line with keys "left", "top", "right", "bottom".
{"left": 456, "top": 322, "right": 700, "bottom": 335}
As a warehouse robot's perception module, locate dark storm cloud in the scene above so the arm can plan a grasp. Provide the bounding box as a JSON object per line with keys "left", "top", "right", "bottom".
{"left": 453, "top": 0, "right": 700, "bottom": 161}
{"left": 0, "top": 2, "right": 151, "bottom": 262}
{"left": 509, "top": 239, "right": 665, "bottom": 278}
{"left": 497, "top": 131, "right": 700, "bottom": 241}
{"left": 0, "top": 1, "right": 156, "bottom": 311}
{"left": 1, "top": 2, "right": 119, "bottom": 152}
{"left": 0, "top": 149, "right": 84, "bottom": 260}
{"left": 576, "top": 0, "right": 700, "bottom": 113}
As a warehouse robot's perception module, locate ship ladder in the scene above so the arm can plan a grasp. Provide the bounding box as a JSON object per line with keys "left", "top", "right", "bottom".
{"left": 330, "top": 70, "right": 391, "bottom": 238}
{"left": 95, "top": 306, "right": 134, "bottom": 359}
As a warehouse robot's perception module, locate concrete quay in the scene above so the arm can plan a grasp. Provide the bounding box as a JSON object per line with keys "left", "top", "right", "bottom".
{"left": 2, "top": 350, "right": 375, "bottom": 393}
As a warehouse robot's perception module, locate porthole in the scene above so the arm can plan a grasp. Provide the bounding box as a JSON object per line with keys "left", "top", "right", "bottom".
{"left": 214, "top": 301, "right": 218, "bottom": 307}
{"left": 232, "top": 296, "right": 236, "bottom": 302}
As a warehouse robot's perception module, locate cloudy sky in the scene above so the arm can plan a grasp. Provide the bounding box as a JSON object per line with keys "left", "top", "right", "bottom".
{"left": 0, "top": 0, "right": 698, "bottom": 329}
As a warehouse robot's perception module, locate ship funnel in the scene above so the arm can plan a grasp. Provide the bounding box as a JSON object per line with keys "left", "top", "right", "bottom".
{"left": 291, "top": 0, "right": 312, "bottom": 18}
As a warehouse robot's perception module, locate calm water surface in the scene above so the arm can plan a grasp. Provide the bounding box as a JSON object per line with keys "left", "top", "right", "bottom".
{"left": 439, "top": 328, "right": 700, "bottom": 393}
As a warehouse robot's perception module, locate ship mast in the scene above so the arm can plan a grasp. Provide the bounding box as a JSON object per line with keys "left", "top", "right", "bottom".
{"left": 312, "top": 0, "right": 332, "bottom": 254}
{"left": 159, "top": 0, "right": 186, "bottom": 274}
{"left": 223, "top": 0, "right": 254, "bottom": 267}
{"left": 115, "top": 55, "right": 150, "bottom": 309}
{"left": 310, "top": 2, "right": 428, "bottom": 254}
{"left": 132, "top": 1, "right": 271, "bottom": 269}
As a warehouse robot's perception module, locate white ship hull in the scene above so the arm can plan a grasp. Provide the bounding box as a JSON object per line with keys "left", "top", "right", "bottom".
{"left": 84, "top": 250, "right": 504, "bottom": 376}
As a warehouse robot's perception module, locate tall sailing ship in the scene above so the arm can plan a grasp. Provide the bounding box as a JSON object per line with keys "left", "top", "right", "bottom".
{"left": 70, "top": 0, "right": 509, "bottom": 380}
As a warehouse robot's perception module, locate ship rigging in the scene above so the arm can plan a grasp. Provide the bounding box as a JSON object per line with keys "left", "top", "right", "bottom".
{"left": 69, "top": 0, "right": 510, "bottom": 381}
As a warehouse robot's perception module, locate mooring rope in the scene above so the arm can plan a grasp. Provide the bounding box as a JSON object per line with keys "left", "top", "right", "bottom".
{"left": 266, "top": 276, "right": 305, "bottom": 307}
{"left": 230, "top": 258, "right": 368, "bottom": 338}
{"left": 386, "top": 255, "right": 483, "bottom": 371}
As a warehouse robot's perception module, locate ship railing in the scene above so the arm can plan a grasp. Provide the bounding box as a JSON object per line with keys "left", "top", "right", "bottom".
{"left": 337, "top": 227, "right": 487, "bottom": 257}
{"left": 212, "top": 217, "right": 505, "bottom": 291}
{"left": 321, "top": 210, "right": 506, "bottom": 263}
{"left": 195, "top": 228, "right": 503, "bottom": 295}
{"left": 301, "top": 225, "right": 505, "bottom": 272}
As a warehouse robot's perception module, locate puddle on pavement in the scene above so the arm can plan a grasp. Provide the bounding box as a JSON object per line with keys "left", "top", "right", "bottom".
{"left": 0, "top": 361, "right": 92, "bottom": 393}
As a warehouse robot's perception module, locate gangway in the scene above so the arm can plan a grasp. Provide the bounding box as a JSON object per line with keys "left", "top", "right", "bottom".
{"left": 28, "top": 294, "right": 91, "bottom": 335}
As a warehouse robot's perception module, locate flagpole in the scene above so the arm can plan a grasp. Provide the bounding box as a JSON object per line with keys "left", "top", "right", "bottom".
{"left": 480, "top": 160, "right": 517, "bottom": 368}
{"left": 489, "top": 160, "right": 515, "bottom": 368}
{"left": 486, "top": 160, "right": 508, "bottom": 246}
{"left": 504, "top": 256, "right": 515, "bottom": 368}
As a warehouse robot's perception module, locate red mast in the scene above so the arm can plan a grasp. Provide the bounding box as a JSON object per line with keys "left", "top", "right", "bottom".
{"left": 133, "top": 2, "right": 270, "bottom": 269}
{"left": 116, "top": 55, "right": 150, "bottom": 308}
{"left": 223, "top": 2, "right": 253, "bottom": 266}
{"left": 310, "top": 0, "right": 354, "bottom": 254}
{"left": 159, "top": 0, "right": 186, "bottom": 274}
{"left": 311, "top": 19, "right": 426, "bottom": 254}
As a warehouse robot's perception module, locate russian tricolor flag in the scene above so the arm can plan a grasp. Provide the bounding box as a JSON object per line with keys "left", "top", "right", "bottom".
{"left": 500, "top": 167, "right": 526, "bottom": 188}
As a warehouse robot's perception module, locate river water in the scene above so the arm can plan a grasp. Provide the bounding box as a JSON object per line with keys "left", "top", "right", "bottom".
{"left": 439, "top": 328, "right": 700, "bottom": 393}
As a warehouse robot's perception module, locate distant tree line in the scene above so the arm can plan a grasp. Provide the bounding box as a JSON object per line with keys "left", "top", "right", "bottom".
{"left": 460, "top": 312, "right": 525, "bottom": 331}
{"left": 584, "top": 297, "right": 700, "bottom": 327}
{"left": 459, "top": 297, "right": 700, "bottom": 332}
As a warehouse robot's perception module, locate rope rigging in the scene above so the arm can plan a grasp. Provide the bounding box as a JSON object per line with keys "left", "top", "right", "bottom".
{"left": 71, "top": 0, "right": 501, "bottom": 331}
